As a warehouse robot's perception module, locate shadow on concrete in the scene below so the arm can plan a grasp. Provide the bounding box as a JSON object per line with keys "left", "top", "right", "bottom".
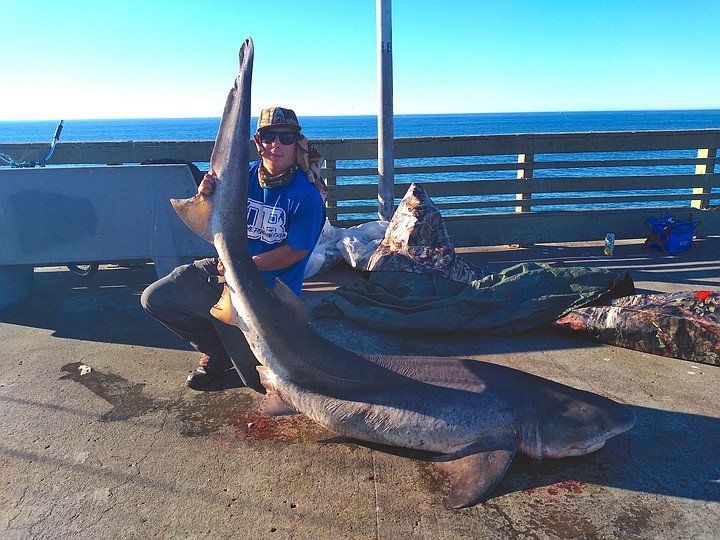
{"left": 2, "top": 241, "right": 717, "bottom": 366}
{"left": 0, "top": 263, "right": 611, "bottom": 358}
{"left": 494, "top": 403, "right": 720, "bottom": 503}
{"left": 0, "top": 264, "right": 191, "bottom": 351}
{"left": 460, "top": 237, "right": 720, "bottom": 292}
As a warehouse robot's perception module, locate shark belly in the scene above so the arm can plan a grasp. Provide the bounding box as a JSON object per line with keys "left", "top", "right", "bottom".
{"left": 272, "top": 372, "right": 518, "bottom": 456}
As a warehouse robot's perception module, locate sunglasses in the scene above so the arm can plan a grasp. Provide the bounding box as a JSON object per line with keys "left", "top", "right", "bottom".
{"left": 259, "top": 130, "right": 296, "bottom": 145}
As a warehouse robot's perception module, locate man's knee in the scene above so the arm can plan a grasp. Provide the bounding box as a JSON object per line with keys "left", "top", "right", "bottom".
{"left": 140, "top": 263, "right": 189, "bottom": 315}
{"left": 140, "top": 280, "right": 160, "bottom": 314}
{"left": 141, "top": 259, "right": 222, "bottom": 318}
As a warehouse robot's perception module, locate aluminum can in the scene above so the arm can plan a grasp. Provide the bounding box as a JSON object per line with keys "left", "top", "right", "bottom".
{"left": 604, "top": 233, "right": 615, "bottom": 256}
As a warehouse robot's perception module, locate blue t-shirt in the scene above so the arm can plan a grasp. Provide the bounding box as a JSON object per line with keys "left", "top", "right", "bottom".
{"left": 246, "top": 161, "right": 325, "bottom": 296}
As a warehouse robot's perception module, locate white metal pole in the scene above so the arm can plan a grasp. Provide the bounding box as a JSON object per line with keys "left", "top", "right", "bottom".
{"left": 377, "top": 0, "right": 394, "bottom": 221}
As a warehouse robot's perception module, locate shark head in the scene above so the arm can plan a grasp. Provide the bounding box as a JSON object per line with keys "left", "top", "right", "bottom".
{"left": 521, "top": 392, "right": 636, "bottom": 459}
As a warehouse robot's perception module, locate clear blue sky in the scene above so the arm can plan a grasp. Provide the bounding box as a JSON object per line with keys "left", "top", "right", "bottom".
{"left": 1, "top": 0, "right": 718, "bottom": 120}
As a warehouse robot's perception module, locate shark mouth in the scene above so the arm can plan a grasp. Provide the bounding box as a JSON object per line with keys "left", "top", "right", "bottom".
{"left": 559, "top": 439, "right": 607, "bottom": 457}
{"left": 542, "top": 438, "right": 608, "bottom": 459}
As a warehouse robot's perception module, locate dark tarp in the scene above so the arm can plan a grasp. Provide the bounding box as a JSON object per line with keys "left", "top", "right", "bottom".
{"left": 313, "top": 262, "right": 634, "bottom": 335}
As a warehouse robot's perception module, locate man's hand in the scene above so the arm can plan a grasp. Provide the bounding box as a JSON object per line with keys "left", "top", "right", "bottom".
{"left": 208, "top": 258, "right": 226, "bottom": 284}
{"left": 198, "top": 171, "right": 217, "bottom": 196}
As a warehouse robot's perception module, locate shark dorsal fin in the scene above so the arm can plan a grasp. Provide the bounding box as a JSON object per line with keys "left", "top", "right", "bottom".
{"left": 271, "top": 278, "right": 308, "bottom": 322}
{"left": 170, "top": 194, "right": 214, "bottom": 243}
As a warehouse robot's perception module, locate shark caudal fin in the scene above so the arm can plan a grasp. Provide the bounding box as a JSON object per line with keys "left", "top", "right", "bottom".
{"left": 436, "top": 448, "right": 517, "bottom": 508}
{"left": 170, "top": 195, "right": 214, "bottom": 243}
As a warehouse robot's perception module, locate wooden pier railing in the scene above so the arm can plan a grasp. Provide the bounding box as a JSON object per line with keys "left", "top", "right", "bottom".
{"left": 2, "top": 129, "right": 718, "bottom": 247}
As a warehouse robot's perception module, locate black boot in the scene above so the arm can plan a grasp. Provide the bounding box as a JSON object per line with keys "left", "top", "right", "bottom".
{"left": 185, "top": 354, "right": 240, "bottom": 391}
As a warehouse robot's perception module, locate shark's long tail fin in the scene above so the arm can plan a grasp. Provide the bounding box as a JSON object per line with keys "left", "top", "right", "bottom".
{"left": 170, "top": 38, "right": 254, "bottom": 248}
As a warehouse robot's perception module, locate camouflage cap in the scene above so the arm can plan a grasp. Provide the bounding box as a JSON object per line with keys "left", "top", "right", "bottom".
{"left": 256, "top": 107, "right": 301, "bottom": 132}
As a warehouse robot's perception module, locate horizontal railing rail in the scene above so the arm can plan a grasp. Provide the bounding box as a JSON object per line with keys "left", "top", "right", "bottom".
{"left": 2, "top": 129, "right": 718, "bottom": 246}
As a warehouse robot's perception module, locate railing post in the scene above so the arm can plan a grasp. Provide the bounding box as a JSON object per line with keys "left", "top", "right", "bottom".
{"left": 324, "top": 158, "right": 338, "bottom": 224}
{"left": 515, "top": 153, "right": 534, "bottom": 213}
{"left": 377, "top": 0, "right": 395, "bottom": 221}
{"left": 691, "top": 148, "right": 717, "bottom": 210}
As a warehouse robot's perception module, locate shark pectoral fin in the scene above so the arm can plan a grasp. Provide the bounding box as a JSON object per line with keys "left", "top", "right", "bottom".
{"left": 210, "top": 285, "right": 234, "bottom": 323}
{"left": 259, "top": 392, "right": 298, "bottom": 416}
{"left": 436, "top": 447, "right": 517, "bottom": 508}
{"left": 271, "top": 278, "right": 308, "bottom": 322}
{"left": 210, "top": 285, "right": 248, "bottom": 330}
{"left": 257, "top": 366, "right": 298, "bottom": 416}
{"left": 170, "top": 194, "right": 214, "bottom": 243}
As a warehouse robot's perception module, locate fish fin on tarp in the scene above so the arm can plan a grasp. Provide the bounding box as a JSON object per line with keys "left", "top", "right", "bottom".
{"left": 271, "top": 278, "right": 309, "bottom": 323}
{"left": 257, "top": 366, "right": 299, "bottom": 416}
{"left": 210, "top": 284, "right": 249, "bottom": 330}
{"left": 435, "top": 448, "right": 517, "bottom": 508}
{"left": 170, "top": 194, "right": 214, "bottom": 243}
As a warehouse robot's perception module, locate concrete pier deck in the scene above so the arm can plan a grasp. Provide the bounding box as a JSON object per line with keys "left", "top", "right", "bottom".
{"left": 2, "top": 238, "right": 719, "bottom": 539}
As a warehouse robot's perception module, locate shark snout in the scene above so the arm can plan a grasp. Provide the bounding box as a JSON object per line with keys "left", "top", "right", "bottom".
{"left": 530, "top": 398, "right": 637, "bottom": 459}
{"left": 609, "top": 405, "right": 636, "bottom": 435}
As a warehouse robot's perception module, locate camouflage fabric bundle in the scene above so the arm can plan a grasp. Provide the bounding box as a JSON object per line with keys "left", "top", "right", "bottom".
{"left": 552, "top": 291, "right": 720, "bottom": 366}
{"left": 366, "top": 183, "right": 484, "bottom": 284}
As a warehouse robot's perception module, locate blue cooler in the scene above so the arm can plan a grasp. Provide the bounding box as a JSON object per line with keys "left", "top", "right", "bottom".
{"left": 645, "top": 215, "right": 700, "bottom": 254}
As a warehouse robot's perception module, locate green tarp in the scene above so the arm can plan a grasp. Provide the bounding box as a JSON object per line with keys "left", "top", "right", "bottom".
{"left": 313, "top": 263, "right": 634, "bottom": 335}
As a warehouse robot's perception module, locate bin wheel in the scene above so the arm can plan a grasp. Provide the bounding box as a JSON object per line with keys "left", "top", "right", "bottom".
{"left": 67, "top": 263, "right": 100, "bottom": 278}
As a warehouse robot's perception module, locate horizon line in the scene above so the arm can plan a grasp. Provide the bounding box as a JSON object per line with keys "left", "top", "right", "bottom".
{"left": 2, "top": 107, "right": 720, "bottom": 123}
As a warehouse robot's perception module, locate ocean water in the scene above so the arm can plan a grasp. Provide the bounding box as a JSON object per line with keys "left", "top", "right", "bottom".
{"left": 1, "top": 109, "right": 719, "bottom": 143}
